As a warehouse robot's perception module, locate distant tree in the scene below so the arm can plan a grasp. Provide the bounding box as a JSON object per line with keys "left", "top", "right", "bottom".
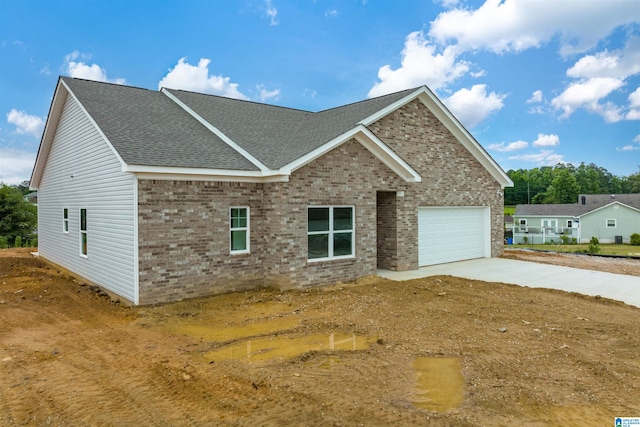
{"left": 0, "top": 184, "right": 37, "bottom": 247}
{"left": 548, "top": 169, "right": 580, "bottom": 203}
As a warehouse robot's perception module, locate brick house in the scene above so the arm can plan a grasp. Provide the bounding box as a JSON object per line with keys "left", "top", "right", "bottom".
{"left": 30, "top": 77, "right": 512, "bottom": 305}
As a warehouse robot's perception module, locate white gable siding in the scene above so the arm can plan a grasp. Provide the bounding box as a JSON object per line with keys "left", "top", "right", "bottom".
{"left": 38, "top": 94, "right": 137, "bottom": 303}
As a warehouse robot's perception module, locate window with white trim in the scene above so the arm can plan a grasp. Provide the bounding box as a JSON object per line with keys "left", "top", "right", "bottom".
{"left": 230, "top": 207, "right": 249, "bottom": 253}
{"left": 518, "top": 219, "right": 527, "bottom": 232}
{"left": 80, "top": 208, "right": 88, "bottom": 257}
{"left": 542, "top": 219, "right": 557, "bottom": 229}
{"left": 606, "top": 218, "right": 616, "bottom": 228}
{"left": 566, "top": 220, "right": 573, "bottom": 228}
{"left": 307, "top": 206, "right": 354, "bottom": 261}
{"left": 63, "top": 208, "right": 69, "bottom": 233}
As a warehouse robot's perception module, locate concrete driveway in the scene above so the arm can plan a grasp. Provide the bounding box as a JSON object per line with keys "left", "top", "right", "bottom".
{"left": 378, "top": 257, "right": 640, "bottom": 309}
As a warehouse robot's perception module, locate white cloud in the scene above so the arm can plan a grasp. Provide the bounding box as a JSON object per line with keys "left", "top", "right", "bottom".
{"left": 325, "top": 9, "right": 338, "bottom": 18}
{"left": 428, "top": 0, "right": 638, "bottom": 55}
{"left": 442, "top": 84, "right": 506, "bottom": 129}
{"left": 616, "top": 144, "right": 639, "bottom": 151}
{"left": 265, "top": 0, "right": 278, "bottom": 25}
{"left": 567, "top": 36, "right": 640, "bottom": 80}
{"left": 527, "top": 90, "right": 543, "bottom": 103}
{"left": 509, "top": 149, "right": 564, "bottom": 166}
{"left": 532, "top": 133, "right": 560, "bottom": 147}
{"left": 627, "top": 87, "right": 640, "bottom": 119}
{"left": 368, "top": 31, "right": 469, "bottom": 97}
{"left": 6, "top": 109, "right": 44, "bottom": 138}
{"left": 635, "top": 135, "right": 640, "bottom": 143}
{"left": 64, "top": 51, "right": 125, "bottom": 84}
{"left": 158, "top": 58, "right": 248, "bottom": 100}
{"left": 487, "top": 140, "right": 528, "bottom": 152}
{"left": 256, "top": 85, "right": 281, "bottom": 102}
{"left": 0, "top": 149, "right": 36, "bottom": 186}
{"left": 551, "top": 77, "right": 625, "bottom": 121}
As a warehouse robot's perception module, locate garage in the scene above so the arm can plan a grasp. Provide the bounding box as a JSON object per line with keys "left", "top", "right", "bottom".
{"left": 418, "top": 207, "right": 490, "bottom": 266}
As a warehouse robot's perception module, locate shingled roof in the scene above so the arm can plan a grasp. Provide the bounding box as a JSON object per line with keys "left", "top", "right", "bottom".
{"left": 31, "top": 77, "right": 513, "bottom": 188}
{"left": 515, "top": 193, "right": 640, "bottom": 217}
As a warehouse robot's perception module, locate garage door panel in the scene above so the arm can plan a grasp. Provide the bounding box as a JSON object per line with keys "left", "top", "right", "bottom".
{"left": 418, "top": 207, "right": 489, "bottom": 266}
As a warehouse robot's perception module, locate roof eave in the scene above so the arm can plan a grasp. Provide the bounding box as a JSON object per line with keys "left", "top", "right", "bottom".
{"left": 124, "top": 164, "right": 289, "bottom": 183}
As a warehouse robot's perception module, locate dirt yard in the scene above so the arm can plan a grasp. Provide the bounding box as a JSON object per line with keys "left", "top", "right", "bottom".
{"left": 1, "top": 247, "right": 639, "bottom": 426}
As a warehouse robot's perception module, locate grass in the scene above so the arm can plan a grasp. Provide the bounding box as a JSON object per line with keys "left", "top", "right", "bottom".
{"left": 511, "top": 243, "right": 640, "bottom": 256}
{"left": 504, "top": 206, "right": 515, "bottom": 216}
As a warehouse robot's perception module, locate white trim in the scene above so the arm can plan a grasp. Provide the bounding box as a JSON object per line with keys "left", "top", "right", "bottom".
{"left": 281, "top": 125, "right": 422, "bottom": 183}
{"left": 79, "top": 208, "right": 88, "bottom": 258}
{"left": 230, "top": 206, "right": 250, "bottom": 254}
{"left": 307, "top": 206, "right": 355, "bottom": 262}
{"left": 518, "top": 218, "right": 528, "bottom": 232}
{"left": 161, "top": 88, "right": 269, "bottom": 172}
{"left": 126, "top": 166, "right": 289, "bottom": 183}
{"left": 579, "top": 201, "right": 640, "bottom": 218}
{"left": 606, "top": 218, "right": 617, "bottom": 228}
{"left": 63, "top": 208, "right": 69, "bottom": 233}
{"left": 360, "top": 86, "right": 512, "bottom": 189}
{"left": 133, "top": 178, "right": 139, "bottom": 305}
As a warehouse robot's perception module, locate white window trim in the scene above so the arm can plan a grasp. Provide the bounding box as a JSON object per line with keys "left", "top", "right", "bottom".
{"left": 606, "top": 218, "right": 616, "bottom": 228}
{"left": 566, "top": 219, "right": 573, "bottom": 228}
{"left": 63, "top": 208, "right": 69, "bottom": 233}
{"left": 518, "top": 219, "right": 527, "bottom": 232}
{"left": 542, "top": 218, "right": 557, "bottom": 229}
{"left": 307, "top": 206, "right": 355, "bottom": 262}
{"left": 79, "top": 208, "right": 88, "bottom": 258}
{"left": 230, "top": 207, "right": 250, "bottom": 254}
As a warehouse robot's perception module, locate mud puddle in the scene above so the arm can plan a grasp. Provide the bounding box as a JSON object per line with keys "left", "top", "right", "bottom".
{"left": 413, "top": 357, "right": 463, "bottom": 412}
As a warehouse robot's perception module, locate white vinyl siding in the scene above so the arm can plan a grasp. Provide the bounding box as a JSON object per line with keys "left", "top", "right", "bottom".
{"left": 418, "top": 207, "right": 490, "bottom": 266}
{"left": 37, "top": 94, "right": 137, "bottom": 303}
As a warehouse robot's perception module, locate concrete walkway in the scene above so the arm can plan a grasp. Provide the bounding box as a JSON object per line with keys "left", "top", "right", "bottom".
{"left": 378, "top": 258, "right": 640, "bottom": 308}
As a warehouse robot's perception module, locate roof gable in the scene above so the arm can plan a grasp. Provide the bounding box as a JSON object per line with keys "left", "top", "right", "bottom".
{"left": 32, "top": 78, "right": 511, "bottom": 188}
{"left": 515, "top": 193, "right": 640, "bottom": 217}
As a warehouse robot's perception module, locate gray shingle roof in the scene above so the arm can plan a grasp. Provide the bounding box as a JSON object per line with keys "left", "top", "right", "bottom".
{"left": 164, "top": 87, "right": 415, "bottom": 169}
{"left": 515, "top": 193, "right": 640, "bottom": 217}
{"left": 60, "top": 77, "right": 420, "bottom": 172}
{"left": 62, "top": 77, "right": 259, "bottom": 170}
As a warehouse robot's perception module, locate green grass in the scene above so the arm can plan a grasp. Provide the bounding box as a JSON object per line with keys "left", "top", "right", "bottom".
{"left": 504, "top": 206, "right": 515, "bottom": 216}
{"left": 512, "top": 243, "right": 640, "bottom": 256}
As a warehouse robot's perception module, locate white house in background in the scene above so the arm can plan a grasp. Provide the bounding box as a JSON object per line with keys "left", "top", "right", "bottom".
{"left": 514, "top": 194, "right": 640, "bottom": 245}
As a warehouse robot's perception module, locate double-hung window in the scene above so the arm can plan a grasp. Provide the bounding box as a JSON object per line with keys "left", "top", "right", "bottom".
{"left": 80, "top": 208, "right": 88, "bottom": 257}
{"left": 307, "top": 206, "right": 354, "bottom": 261}
{"left": 518, "top": 219, "right": 527, "bottom": 232}
{"left": 63, "top": 208, "right": 69, "bottom": 233}
{"left": 606, "top": 218, "right": 616, "bottom": 228}
{"left": 230, "top": 207, "right": 249, "bottom": 253}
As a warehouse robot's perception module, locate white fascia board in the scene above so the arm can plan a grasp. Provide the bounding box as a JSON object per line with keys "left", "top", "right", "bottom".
{"left": 579, "top": 201, "right": 640, "bottom": 217}
{"left": 160, "top": 88, "right": 269, "bottom": 173}
{"left": 280, "top": 125, "right": 422, "bottom": 183}
{"left": 126, "top": 164, "right": 289, "bottom": 183}
{"left": 362, "top": 86, "right": 513, "bottom": 189}
{"left": 30, "top": 80, "right": 68, "bottom": 189}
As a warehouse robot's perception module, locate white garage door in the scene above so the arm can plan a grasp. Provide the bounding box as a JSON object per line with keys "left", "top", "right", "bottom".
{"left": 418, "top": 207, "right": 490, "bottom": 266}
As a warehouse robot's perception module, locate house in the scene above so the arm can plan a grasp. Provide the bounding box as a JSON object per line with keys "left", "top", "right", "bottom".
{"left": 30, "top": 77, "right": 512, "bottom": 305}
{"left": 24, "top": 191, "right": 38, "bottom": 204}
{"left": 513, "top": 194, "right": 640, "bottom": 245}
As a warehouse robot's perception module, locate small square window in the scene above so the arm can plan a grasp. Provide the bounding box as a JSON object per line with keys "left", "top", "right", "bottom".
{"left": 606, "top": 219, "right": 616, "bottom": 228}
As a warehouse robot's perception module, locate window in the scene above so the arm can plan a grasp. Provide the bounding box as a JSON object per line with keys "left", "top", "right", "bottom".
{"left": 230, "top": 207, "right": 249, "bottom": 253}
{"left": 63, "top": 208, "right": 69, "bottom": 233}
{"left": 307, "top": 206, "right": 354, "bottom": 261}
{"left": 566, "top": 220, "right": 573, "bottom": 228}
{"left": 80, "top": 208, "right": 88, "bottom": 257}
{"left": 518, "top": 219, "right": 527, "bottom": 232}
{"left": 606, "top": 218, "right": 616, "bottom": 228}
{"left": 542, "top": 219, "right": 557, "bottom": 229}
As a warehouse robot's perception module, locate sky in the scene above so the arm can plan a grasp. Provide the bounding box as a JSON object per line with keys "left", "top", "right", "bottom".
{"left": 1, "top": 0, "right": 639, "bottom": 186}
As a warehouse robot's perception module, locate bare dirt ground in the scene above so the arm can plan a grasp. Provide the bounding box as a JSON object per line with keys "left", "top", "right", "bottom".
{"left": 1, "top": 247, "right": 639, "bottom": 426}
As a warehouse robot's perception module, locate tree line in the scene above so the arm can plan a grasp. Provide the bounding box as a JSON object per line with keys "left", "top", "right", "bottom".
{"left": 505, "top": 163, "right": 640, "bottom": 205}
{"left": 0, "top": 181, "right": 37, "bottom": 248}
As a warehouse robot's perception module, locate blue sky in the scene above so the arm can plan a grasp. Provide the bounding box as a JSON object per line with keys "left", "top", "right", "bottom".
{"left": 1, "top": 0, "right": 639, "bottom": 186}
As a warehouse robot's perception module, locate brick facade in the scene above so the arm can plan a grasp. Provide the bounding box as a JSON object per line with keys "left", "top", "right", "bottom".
{"left": 136, "top": 99, "right": 504, "bottom": 304}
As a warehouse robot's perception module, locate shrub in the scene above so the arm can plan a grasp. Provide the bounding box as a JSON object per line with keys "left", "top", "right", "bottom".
{"left": 0, "top": 236, "right": 7, "bottom": 249}
{"left": 14, "top": 236, "right": 22, "bottom": 248}
{"left": 28, "top": 237, "right": 38, "bottom": 248}
{"left": 522, "top": 236, "right": 528, "bottom": 244}
{"left": 587, "top": 236, "right": 600, "bottom": 254}
{"left": 631, "top": 233, "right": 640, "bottom": 246}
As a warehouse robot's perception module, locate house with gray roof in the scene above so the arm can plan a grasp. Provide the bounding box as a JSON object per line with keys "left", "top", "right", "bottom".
{"left": 513, "top": 194, "right": 640, "bottom": 245}
{"left": 30, "top": 77, "right": 512, "bottom": 305}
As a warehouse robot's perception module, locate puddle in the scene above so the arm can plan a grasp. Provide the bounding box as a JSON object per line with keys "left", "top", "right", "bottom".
{"left": 204, "top": 333, "right": 377, "bottom": 362}
{"left": 413, "top": 357, "right": 463, "bottom": 412}
{"left": 166, "top": 316, "right": 299, "bottom": 342}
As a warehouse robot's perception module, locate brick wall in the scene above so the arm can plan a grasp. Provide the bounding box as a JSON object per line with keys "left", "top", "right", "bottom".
{"left": 136, "top": 98, "right": 504, "bottom": 304}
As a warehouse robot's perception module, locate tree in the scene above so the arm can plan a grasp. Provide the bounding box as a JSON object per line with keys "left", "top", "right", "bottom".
{"left": 0, "top": 184, "right": 37, "bottom": 247}
{"left": 547, "top": 168, "right": 580, "bottom": 203}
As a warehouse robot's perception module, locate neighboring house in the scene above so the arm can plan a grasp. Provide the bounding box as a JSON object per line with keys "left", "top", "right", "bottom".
{"left": 514, "top": 194, "right": 640, "bottom": 245}
{"left": 24, "top": 191, "right": 38, "bottom": 204}
{"left": 30, "top": 77, "right": 512, "bottom": 305}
